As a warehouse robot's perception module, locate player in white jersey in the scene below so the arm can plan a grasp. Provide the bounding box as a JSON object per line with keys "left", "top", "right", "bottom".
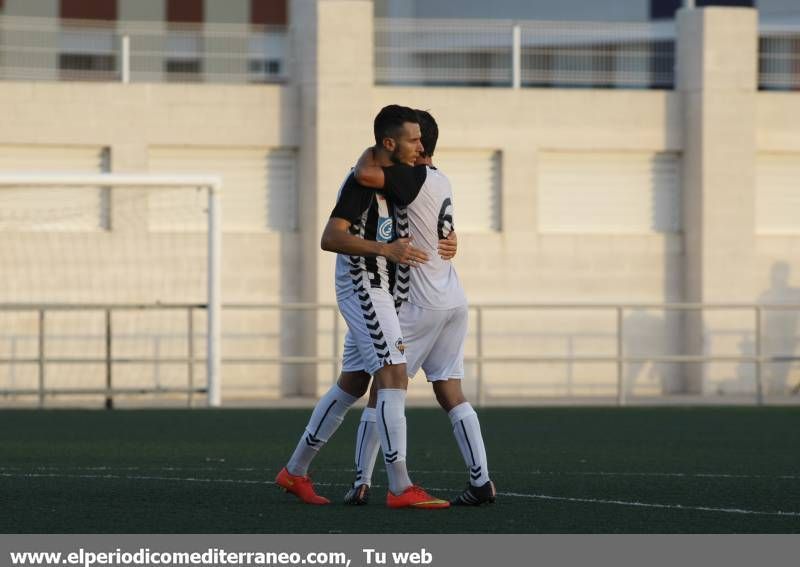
{"left": 275, "top": 105, "right": 452, "bottom": 509}
{"left": 344, "top": 110, "right": 496, "bottom": 507}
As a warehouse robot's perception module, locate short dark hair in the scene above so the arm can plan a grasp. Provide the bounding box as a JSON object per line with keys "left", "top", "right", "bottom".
{"left": 374, "top": 105, "right": 419, "bottom": 145}
{"left": 415, "top": 109, "right": 438, "bottom": 158}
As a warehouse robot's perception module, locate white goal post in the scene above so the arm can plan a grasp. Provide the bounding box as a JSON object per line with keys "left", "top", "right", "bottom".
{"left": 0, "top": 172, "right": 223, "bottom": 407}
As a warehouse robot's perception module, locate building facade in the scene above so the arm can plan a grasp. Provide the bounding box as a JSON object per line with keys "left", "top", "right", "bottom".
{"left": 0, "top": 1, "right": 799, "bottom": 406}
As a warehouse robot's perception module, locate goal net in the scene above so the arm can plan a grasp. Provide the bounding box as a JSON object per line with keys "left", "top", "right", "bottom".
{"left": 0, "top": 173, "right": 221, "bottom": 407}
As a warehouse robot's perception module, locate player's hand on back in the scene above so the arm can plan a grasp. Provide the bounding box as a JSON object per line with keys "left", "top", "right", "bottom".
{"left": 438, "top": 230, "right": 457, "bottom": 260}
{"left": 382, "top": 237, "right": 429, "bottom": 266}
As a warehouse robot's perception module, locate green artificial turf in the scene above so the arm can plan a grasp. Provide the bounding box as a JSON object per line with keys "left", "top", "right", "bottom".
{"left": 1, "top": 407, "right": 799, "bottom": 533}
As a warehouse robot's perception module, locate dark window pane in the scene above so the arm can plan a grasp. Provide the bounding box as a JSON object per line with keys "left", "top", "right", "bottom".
{"left": 166, "top": 0, "right": 203, "bottom": 24}
{"left": 697, "top": 0, "right": 755, "bottom": 6}
{"left": 650, "top": 0, "right": 754, "bottom": 19}
{"left": 165, "top": 59, "right": 203, "bottom": 81}
{"left": 249, "top": 58, "right": 282, "bottom": 78}
{"left": 650, "top": 0, "right": 682, "bottom": 20}
{"left": 60, "top": 53, "right": 115, "bottom": 71}
{"left": 59, "top": 53, "right": 116, "bottom": 81}
{"left": 251, "top": 0, "right": 287, "bottom": 25}
{"left": 60, "top": 0, "right": 117, "bottom": 20}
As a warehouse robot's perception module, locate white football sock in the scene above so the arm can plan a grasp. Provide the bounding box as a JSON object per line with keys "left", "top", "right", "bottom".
{"left": 448, "top": 402, "right": 490, "bottom": 486}
{"left": 377, "top": 388, "right": 412, "bottom": 495}
{"left": 353, "top": 407, "right": 381, "bottom": 487}
{"left": 286, "top": 383, "right": 358, "bottom": 476}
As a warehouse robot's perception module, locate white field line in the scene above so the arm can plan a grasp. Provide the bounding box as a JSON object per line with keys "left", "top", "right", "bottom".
{"left": 1, "top": 465, "right": 799, "bottom": 481}
{"left": 501, "top": 491, "right": 800, "bottom": 518}
{"left": 2, "top": 471, "right": 799, "bottom": 519}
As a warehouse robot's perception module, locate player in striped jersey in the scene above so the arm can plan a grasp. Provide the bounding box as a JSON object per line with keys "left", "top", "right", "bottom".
{"left": 275, "top": 105, "right": 451, "bottom": 509}
{"left": 344, "top": 110, "right": 496, "bottom": 507}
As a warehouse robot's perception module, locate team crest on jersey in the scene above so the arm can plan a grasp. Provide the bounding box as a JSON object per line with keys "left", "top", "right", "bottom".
{"left": 377, "top": 217, "right": 394, "bottom": 242}
{"left": 376, "top": 194, "right": 393, "bottom": 242}
{"left": 395, "top": 337, "right": 405, "bottom": 354}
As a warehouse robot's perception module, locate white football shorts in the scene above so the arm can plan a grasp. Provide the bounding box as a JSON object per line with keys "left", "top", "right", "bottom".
{"left": 340, "top": 287, "right": 406, "bottom": 376}
{"left": 399, "top": 302, "right": 468, "bottom": 382}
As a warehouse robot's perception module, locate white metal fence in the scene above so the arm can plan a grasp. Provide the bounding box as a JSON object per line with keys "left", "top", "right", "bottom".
{"left": 2, "top": 302, "right": 800, "bottom": 408}
{"left": 0, "top": 15, "right": 288, "bottom": 83}
{"left": 2, "top": 15, "right": 798, "bottom": 90}
{"left": 375, "top": 18, "right": 676, "bottom": 89}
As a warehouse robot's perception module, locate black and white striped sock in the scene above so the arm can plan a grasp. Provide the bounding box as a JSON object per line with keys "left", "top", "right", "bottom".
{"left": 448, "top": 402, "right": 490, "bottom": 487}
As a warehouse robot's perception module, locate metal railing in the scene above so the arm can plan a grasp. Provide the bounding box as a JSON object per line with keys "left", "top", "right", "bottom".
{"left": 2, "top": 302, "right": 800, "bottom": 407}
{"left": 0, "top": 303, "right": 204, "bottom": 408}
{"left": 375, "top": 18, "right": 675, "bottom": 89}
{"left": 0, "top": 15, "right": 288, "bottom": 84}
{"left": 4, "top": 14, "right": 799, "bottom": 91}
{"left": 0, "top": 302, "right": 342, "bottom": 408}
{"left": 0, "top": 172, "right": 223, "bottom": 405}
{"left": 759, "top": 20, "right": 800, "bottom": 91}
{"left": 467, "top": 303, "right": 800, "bottom": 407}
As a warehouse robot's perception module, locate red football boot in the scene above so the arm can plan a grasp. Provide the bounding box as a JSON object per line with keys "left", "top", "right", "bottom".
{"left": 275, "top": 467, "right": 330, "bottom": 505}
{"left": 386, "top": 485, "right": 450, "bottom": 509}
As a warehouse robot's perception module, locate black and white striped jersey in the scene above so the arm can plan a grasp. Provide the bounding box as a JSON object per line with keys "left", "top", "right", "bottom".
{"left": 330, "top": 170, "right": 421, "bottom": 302}
{"left": 379, "top": 164, "right": 428, "bottom": 308}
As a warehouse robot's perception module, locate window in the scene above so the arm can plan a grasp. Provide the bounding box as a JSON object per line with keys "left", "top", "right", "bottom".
{"left": 166, "top": 0, "right": 203, "bottom": 24}
{"left": 164, "top": 31, "right": 203, "bottom": 80}
{"left": 248, "top": 0, "right": 288, "bottom": 82}
{"left": 650, "top": 0, "right": 754, "bottom": 20}
{"left": 165, "top": 0, "right": 203, "bottom": 81}
{"left": 250, "top": 0, "right": 287, "bottom": 26}
{"left": 248, "top": 31, "right": 287, "bottom": 82}
{"left": 59, "top": 0, "right": 117, "bottom": 80}
{"left": 60, "top": 0, "right": 117, "bottom": 21}
{"left": 59, "top": 26, "right": 116, "bottom": 80}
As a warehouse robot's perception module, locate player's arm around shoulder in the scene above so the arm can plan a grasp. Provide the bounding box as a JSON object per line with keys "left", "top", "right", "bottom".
{"left": 354, "top": 147, "right": 426, "bottom": 207}
{"left": 353, "top": 147, "right": 385, "bottom": 188}
{"left": 321, "top": 217, "right": 429, "bottom": 266}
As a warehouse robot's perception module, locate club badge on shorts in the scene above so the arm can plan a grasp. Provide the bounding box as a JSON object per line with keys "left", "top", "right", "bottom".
{"left": 395, "top": 337, "right": 405, "bottom": 354}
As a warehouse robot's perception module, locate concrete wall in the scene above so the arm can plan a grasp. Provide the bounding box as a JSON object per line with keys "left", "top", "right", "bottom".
{"left": 367, "top": 87, "right": 684, "bottom": 400}
{"left": 1, "top": 2, "right": 799, "bottom": 405}
{"left": 0, "top": 83, "right": 301, "bottom": 404}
